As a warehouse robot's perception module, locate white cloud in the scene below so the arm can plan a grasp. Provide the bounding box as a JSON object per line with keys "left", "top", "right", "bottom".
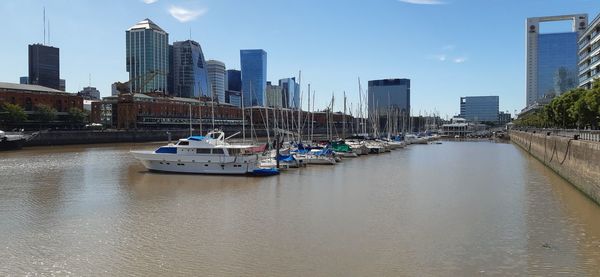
{"left": 442, "top": 44, "right": 455, "bottom": 51}
{"left": 453, "top": 57, "right": 467, "bottom": 63}
{"left": 428, "top": 54, "right": 447, "bottom": 61}
{"left": 168, "top": 6, "right": 207, "bottom": 22}
{"left": 398, "top": 0, "right": 444, "bottom": 5}
{"left": 142, "top": 0, "right": 158, "bottom": 4}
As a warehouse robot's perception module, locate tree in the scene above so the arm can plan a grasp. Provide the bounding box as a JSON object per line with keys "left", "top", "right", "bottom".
{"left": 67, "top": 107, "right": 88, "bottom": 124}
{"left": 0, "top": 103, "right": 27, "bottom": 125}
{"left": 35, "top": 104, "right": 57, "bottom": 123}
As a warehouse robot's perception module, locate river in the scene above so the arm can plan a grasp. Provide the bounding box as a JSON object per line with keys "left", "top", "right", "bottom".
{"left": 1, "top": 140, "right": 599, "bottom": 276}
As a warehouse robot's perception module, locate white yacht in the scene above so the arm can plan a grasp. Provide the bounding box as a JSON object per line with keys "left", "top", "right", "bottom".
{"left": 131, "top": 130, "right": 271, "bottom": 175}
{"left": 0, "top": 130, "right": 28, "bottom": 150}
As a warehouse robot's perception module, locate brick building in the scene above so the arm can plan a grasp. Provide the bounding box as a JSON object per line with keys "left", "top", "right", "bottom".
{"left": 0, "top": 82, "right": 82, "bottom": 114}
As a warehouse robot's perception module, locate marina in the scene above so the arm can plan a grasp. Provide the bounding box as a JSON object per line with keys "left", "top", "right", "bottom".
{"left": 1, "top": 140, "right": 599, "bottom": 275}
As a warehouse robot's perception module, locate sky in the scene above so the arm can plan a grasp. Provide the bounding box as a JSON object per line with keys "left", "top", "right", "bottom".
{"left": 1, "top": 0, "right": 599, "bottom": 118}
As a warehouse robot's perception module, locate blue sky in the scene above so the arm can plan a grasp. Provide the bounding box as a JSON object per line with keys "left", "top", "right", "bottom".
{"left": 1, "top": 0, "right": 599, "bottom": 118}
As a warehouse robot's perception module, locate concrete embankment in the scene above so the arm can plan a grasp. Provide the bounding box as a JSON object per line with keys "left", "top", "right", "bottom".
{"left": 24, "top": 127, "right": 334, "bottom": 146}
{"left": 510, "top": 130, "right": 600, "bottom": 205}
{"left": 26, "top": 130, "right": 194, "bottom": 146}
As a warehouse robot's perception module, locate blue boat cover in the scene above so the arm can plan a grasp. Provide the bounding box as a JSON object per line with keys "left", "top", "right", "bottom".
{"left": 276, "top": 154, "right": 295, "bottom": 162}
{"left": 188, "top": 136, "right": 205, "bottom": 141}
{"left": 155, "top": 147, "right": 177, "bottom": 154}
{"left": 251, "top": 168, "right": 280, "bottom": 176}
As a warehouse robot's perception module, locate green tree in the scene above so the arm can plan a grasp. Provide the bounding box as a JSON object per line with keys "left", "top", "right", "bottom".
{"left": 35, "top": 104, "right": 57, "bottom": 123}
{"left": 0, "top": 103, "right": 28, "bottom": 124}
{"left": 67, "top": 107, "right": 88, "bottom": 124}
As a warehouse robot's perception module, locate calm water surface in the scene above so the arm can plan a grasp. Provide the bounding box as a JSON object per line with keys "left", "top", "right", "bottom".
{"left": 1, "top": 141, "right": 600, "bottom": 276}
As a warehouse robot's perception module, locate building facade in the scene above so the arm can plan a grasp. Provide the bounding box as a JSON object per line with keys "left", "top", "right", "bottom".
{"left": 207, "top": 60, "right": 226, "bottom": 103}
{"left": 28, "top": 44, "right": 60, "bottom": 90}
{"left": 240, "top": 49, "right": 267, "bottom": 107}
{"left": 279, "top": 77, "right": 300, "bottom": 109}
{"left": 367, "top": 79, "right": 410, "bottom": 116}
{"left": 226, "top": 69, "right": 242, "bottom": 92}
{"left": 171, "top": 40, "right": 211, "bottom": 99}
{"left": 578, "top": 13, "right": 600, "bottom": 89}
{"left": 459, "top": 96, "right": 500, "bottom": 123}
{"left": 77, "top": 86, "right": 101, "bottom": 100}
{"left": 0, "top": 82, "right": 82, "bottom": 116}
{"left": 225, "top": 90, "right": 242, "bottom": 108}
{"left": 266, "top": 82, "right": 283, "bottom": 108}
{"left": 126, "top": 19, "right": 169, "bottom": 94}
{"left": 526, "top": 14, "right": 587, "bottom": 107}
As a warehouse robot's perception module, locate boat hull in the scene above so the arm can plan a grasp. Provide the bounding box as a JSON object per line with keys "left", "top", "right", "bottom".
{"left": 132, "top": 151, "right": 258, "bottom": 175}
{"left": 0, "top": 138, "right": 25, "bottom": 150}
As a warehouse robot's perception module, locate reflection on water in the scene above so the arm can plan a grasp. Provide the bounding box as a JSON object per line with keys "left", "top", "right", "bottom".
{"left": 1, "top": 141, "right": 599, "bottom": 276}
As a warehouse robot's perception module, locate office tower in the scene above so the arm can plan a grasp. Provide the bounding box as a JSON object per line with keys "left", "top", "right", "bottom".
{"left": 206, "top": 60, "right": 226, "bottom": 103}
{"left": 367, "top": 79, "right": 411, "bottom": 116}
{"left": 459, "top": 96, "right": 500, "bottom": 123}
{"left": 126, "top": 19, "right": 169, "bottom": 94}
{"left": 526, "top": 14, "right": 587, "bottom": 107}
{"left": 278, "top": 77, "right": 300, "bottom": 109}
{"left": 28, "top": 44, "right": 60, "bottom": 90}
{"left": 172, "top": 40, "right": 211, "bottom": 98}
{"left": 240, "top": 49, "right": 267, "bottom": 106}
{"left": 578, "top": 14, "right": 600, "bottom": 89}
{"left": 19, "top": 77, "right": 29, "bottom": 85}
{"left": 77, "top": 86, "right": 101, "bottom": 100}
{"left": 226, "top": 70, "right": 242, "bottom": 92}
{"left": 266, "top": 81, "right": 283, "bottom": 107}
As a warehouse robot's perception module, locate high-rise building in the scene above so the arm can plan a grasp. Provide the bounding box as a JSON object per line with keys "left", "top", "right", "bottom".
{"left": 19, "top": 77, "right": 29, "bottom": 85}
{"left": 279, "top": 77, "right": 300, "bottom": 109}
{"left": 126, "top": 19, "right": 169, "bottom": 94}
{"left": 266, "top": 82, "right": 283, "bottom": 107}
{"left": 225, "top": 90, "right": 242, "bottom": 108}
{"left": 167, "top": 45, "right": 174, "bottom": 95}
{"left": 226, "top": 70, "right": 242, "bottom": 92}
{"left": 111, "top": 82, "right": 119, "bottom": 96}
{"left": 367, "top": 79, "right": 410, "bottom": 116}
{"left": 206, "top": 60, "right": 226, "bottom": 103}
{"left": 59, "top": 79, "right": 66, "bottom": 91}
{"left": 28, "top": 44, "right": 60, "bottom": 90}
{"left": 77, "top": 86, "right": 101, "bottom": 100}
{"left": 578, "top": 14, "right": 600, "bottom": 89}
{"left": 526, "top": 15, "right": 587, "bottom": 107}
{"left": 171, "top": 40, "right": 210, "bottom": 98}
{"left": 240, "top": 49, "right": 267, "bottom": 107}
{"left": 459, "top": 96, "right": 499, "bottom": 123}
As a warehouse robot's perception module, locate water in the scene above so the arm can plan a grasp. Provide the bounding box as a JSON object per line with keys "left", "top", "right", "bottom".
{"left": 1, "top": 141, "right": 599, "bottom": 276}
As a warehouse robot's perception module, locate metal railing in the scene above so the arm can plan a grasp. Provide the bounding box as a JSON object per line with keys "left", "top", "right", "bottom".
{"left": 512, "top": 128, "right": 600, "bottom": 142}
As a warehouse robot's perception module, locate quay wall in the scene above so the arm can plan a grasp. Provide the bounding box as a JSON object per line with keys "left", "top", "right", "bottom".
{"left": 510, "top": 130, "right": 600, "bottom": 205}
{"left": 25, "top": 127, "right": 335, "bottom": 146}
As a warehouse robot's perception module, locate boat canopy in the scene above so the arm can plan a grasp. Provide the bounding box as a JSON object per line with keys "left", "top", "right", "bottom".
{"left": 188, "top": 136, "right": 205, "bottom": 141}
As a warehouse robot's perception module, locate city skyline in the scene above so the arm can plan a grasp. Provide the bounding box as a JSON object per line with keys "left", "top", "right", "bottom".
{"left": 1, "top": 0, "right": 599, "bottom": 117}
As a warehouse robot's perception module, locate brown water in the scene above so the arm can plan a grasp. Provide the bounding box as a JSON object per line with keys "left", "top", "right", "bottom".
{"left": 1, "top": 141, "right": 599, "bottom": 276}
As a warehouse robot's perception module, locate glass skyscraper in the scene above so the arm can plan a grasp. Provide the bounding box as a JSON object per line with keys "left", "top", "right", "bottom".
{"left": 240, "top": 49, "right": 267, "bottom": 107}
{"left": 226, "top": 70, "right": 242, "bottom": 92}
{"left": 278, "top": 78, "right": 300, "bottom": 109}
{"left": 526, "top": 15, "right": 587, "bottom": 107}
{"left": 126, "top": 19, "right": 169, "bottom": 94}
{"left": 207, "top": 60, "right": 226, "bottom": 103}
{"left": 172, "top": 40, "right": 210, "bottom": 98}
{"left": 459, "top": 96, "right": 499, "bottom": 123}
{"left": 367, "top": 79, "right": 410, "bottom": 116}
{"left": 28, "top": 44, "right": 60, "bottom": 90}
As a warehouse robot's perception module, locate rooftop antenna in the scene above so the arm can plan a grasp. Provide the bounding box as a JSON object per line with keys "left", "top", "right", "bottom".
{"left": 48, "top": 19, "right": 50, "bottom": 45}
{"left": 43, "top": 7, "right": 46, "bottom": 45}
